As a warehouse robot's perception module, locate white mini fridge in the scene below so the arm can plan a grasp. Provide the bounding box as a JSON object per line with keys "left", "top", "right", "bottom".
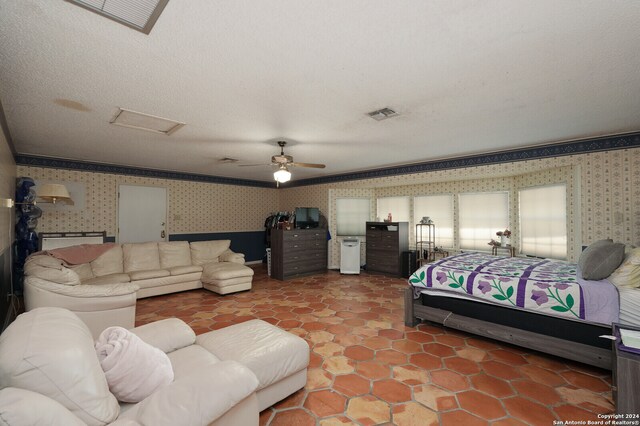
{"left": 340, "top": 238, "right": 361, "bottom": 274}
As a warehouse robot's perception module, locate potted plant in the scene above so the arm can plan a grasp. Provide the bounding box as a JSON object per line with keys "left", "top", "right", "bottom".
{"left": 495, "top": 229, "right": 511, "bottom": 246}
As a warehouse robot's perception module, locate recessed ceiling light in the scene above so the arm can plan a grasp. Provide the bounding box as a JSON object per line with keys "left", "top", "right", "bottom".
{"left": 110, "top": 108, "right": 185, "bottom": 135}
{"left": 65, "top": 0, "right": 170, "bottom": 34}
{"left": 367, "top": 107, "right": 399, "bottom": 121}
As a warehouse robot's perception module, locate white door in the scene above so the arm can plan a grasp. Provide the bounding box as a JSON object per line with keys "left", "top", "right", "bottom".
{"left": 118, "top": 185, "right": 167, "bottom": 243}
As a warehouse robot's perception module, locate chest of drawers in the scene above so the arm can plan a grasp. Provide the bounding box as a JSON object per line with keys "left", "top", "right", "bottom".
{"left": 365, "top": 222, "right": 408, "bottom": 276}
{"left": 271, "top": 229, "right": 328, "bottom": 280}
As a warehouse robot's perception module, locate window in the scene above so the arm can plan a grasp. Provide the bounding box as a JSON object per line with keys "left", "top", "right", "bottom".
{"left": 376, "top": 196, "right": 410, "bottom": 222}
{"left": 414, "top": 194, "right": 454, "bottom": 247}
{"left": 336, "top": 198, "right": 370, "bottom": 236}
{"left": 519, "top": 184, "right": 567, "bottom": 259}
{"left": 459, "top": 192, "right": 509, "bottom": 251}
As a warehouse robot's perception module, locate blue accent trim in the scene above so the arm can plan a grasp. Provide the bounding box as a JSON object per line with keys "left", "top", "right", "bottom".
{"left": 287, "top": 132, "right": 640, "bottom": 187}
{"left": 14, "top": 132, "right": 640, "bottom": 188}
{"left": 170, "top": 231, "right": 266, "bottom": 262}
{"left": 14, "top": 155, "right": 274, "bottom": 188}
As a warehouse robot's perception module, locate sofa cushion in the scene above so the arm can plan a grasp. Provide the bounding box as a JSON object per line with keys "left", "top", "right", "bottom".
{"left": 0, "top": 387, "right": 85, "bottom": 426}
{"left": 0, "top": 308, "right": 119, "bottom": 425}
{"left": 25, "top": 254, "right": 64, "bottom": 270}
{"left": 169, "top": 265, "right": 203, "bottom": 276}
{"left": 123, "top": 243, "right": 161, "bottom": 273}
{"left": 83, "top": 273, "right": 131, "bottom": 286}
{"left": 202, "top": 262, "right": 254, "bottom": 282}
{"left": 190, "top": 240, "right": 231, "bottom": 266}
{"left": 196, "top": 320, "right": 309, "bottom": 390}
{"left": 91, "top": 245, "right": 124, "bottom": 277}
{"left": 158, "top": 241, "right": 192, "bottom": 269}
{"left": 129, "top": 269, "right": 170, "bottom": 281}
{"left": 25, "top": 265, "right": 81, "bottom": 286}
{"left": 70, "top": 263, "right": 95, "bottom": 281}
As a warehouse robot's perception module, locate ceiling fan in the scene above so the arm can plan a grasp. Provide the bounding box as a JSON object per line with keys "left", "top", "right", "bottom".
{"left": 242, "top": 141, "right": 326, "bottom": 185}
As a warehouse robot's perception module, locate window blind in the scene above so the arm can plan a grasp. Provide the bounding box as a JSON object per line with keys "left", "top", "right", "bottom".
{"left": 376, "top": 196, "right": 410, "bottom": 222}
{"left": 336, "top": 198, "right": 370, "bottom": 236}
{"left": 459, "top": 192, "right": 509, "bottom": 251}
{"left": 519, "top": 184, "right": 567, "bottom": 259}
{"left": 413, "top": 194, "right": 454, "bottom": 247}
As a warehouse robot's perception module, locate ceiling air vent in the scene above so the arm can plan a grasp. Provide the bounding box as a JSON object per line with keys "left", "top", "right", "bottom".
{"left": 218, "top": 158, "right": 239, "bottom": 164}
{"left": 367, "top": 107, "right": 399, "bottom": 121}
{"left": 65, "top": 0, "right": 170, "bottom": 34}
{"left": 110, "top": 108, "right": 185, "bottom": 135}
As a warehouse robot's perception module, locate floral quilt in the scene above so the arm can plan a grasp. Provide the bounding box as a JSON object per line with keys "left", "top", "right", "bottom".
{"left": 409, "top": 252, "right": 585, "bottom": 320}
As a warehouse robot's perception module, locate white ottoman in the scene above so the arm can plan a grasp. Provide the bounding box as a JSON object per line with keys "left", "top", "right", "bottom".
{"left": 201, "top": 263, "right": 254, "bottom": 295}
{"left": 196, "top": 320, "right": 309, "bottom": 410}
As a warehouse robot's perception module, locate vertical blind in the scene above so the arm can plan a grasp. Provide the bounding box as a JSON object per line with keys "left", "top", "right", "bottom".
{"left": 459, "top": 192, "right": 509, "bottom": 251}
{"left": 336, "top": 198, "right": 370, "bottom": 236}
{"left": 413, "top": 194, "right": 454, "bottom": 247}
{"left": 519, "top": 184, "right": 567, "bottom": 259}
{"left": 376, "top": 196, "right": 410, "bottom": 222}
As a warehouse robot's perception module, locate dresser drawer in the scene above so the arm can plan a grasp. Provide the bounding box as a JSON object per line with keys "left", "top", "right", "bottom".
{"left": 283, "top": 231, "right": 325, "bottom": 242}
{"left": 283, "top": 250, "right": 326, "bottom": 265}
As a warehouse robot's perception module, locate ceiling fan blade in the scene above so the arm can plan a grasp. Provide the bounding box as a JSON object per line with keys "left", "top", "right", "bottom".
{"left": 238, "top": 163, "right": 273, "bottom": 167}
{"left": 290, "top": 162, "right": 326, "bottom": 169}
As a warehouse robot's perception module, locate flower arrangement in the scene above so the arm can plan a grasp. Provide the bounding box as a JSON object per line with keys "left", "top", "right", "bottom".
{"left": 488, "top": 239, "right": 500, "bottom": 247}
{"left": 496, "top": 229, "right": 511, "bottom": 238}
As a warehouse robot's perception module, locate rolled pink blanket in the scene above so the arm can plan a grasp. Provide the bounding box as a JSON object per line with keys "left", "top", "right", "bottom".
{"left": 95, "top": 326, "right": 174, "bottom": 403}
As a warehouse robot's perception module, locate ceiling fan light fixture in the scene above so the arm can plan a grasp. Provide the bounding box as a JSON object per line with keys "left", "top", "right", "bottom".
{"left": 274, "top": 166, "right": 291, "bottom": 183}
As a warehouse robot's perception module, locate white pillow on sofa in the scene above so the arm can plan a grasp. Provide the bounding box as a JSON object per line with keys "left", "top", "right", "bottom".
{"left": 95, "top": 327, "right": 174, "bottom": 403}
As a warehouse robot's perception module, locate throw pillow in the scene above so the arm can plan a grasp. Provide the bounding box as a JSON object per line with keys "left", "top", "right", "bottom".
{"left": 578, "top": 239, "right": 625, "bottom": 280}
{"left": 95, "top": 326, "right": 174, "bottom": 403}
{"left": 608, "top": 248, "right": 640, "bottom": 288}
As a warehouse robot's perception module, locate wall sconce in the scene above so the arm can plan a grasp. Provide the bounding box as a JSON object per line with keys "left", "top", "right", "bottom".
{"left": 1, "top": 183, "right": 74, "bottom": 208}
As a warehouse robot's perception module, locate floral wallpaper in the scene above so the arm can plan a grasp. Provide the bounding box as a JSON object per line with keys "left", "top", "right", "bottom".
{"left": 281, "top": 147, "right": 640, "bottom": 266}
{"left": 17, "top": 146, "right": 640, "bottom": 267}
{"left": 16, "top": 166, "right": 279, "bottom": 238}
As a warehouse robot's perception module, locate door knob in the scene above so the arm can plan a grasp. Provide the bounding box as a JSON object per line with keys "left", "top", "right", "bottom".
{"left": 161, "top": 230, "right": 166, "bottom": 238}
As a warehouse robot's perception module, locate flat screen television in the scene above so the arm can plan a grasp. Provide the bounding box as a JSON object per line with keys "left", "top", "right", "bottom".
{"left": 295, "top": 207, "right": 320, "bottom": 229}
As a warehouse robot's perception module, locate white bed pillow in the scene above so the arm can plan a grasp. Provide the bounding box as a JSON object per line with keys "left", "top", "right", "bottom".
{"left": 608, "top": 248, "right": 640, "bottom": 288}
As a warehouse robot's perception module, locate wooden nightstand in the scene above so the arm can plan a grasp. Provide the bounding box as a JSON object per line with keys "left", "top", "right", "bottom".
{"left": 612, "top": 323, "right": 640, "bottom": 414}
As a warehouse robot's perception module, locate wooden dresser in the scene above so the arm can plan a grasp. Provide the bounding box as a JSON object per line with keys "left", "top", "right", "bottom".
{"left": 271, "top": 228, "right": 328, "bottom": 280}
{"left": 365, "top": 222, "right": 409, "bottom": 276}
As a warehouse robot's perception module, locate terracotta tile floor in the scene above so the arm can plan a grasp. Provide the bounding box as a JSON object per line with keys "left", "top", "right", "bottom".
{"left": 136, "top": 266, "right": 614, "bottom": 425}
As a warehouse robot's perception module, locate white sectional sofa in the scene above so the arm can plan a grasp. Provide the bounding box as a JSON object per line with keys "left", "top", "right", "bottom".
{"left": 0, "top": 307, "right": 309, "bottom": 426}
{"left": 23, "top": 240, "right": 254, "bottom": 337}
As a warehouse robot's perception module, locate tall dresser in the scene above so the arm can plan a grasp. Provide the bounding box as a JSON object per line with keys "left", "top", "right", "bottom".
{"left": 365, "top": 222, "right": 409, "bottom": 276}
{"left": 271, "top": 228, "right": 328, "bottom": 280}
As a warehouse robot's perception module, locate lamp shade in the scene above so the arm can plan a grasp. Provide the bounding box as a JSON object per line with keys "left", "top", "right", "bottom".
{"left": 273, "top": 167, "right": 291, "bottom": 183}
{"left": 38, "top": 184, "right": 74, "bottom": 205}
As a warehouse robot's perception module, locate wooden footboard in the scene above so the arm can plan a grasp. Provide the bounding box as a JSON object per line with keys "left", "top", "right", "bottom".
{"left": 404, "top": 287, "right": 611, "bottom": 369}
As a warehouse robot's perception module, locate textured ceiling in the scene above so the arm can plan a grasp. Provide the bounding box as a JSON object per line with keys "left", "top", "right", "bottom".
{"left": 1, "top": 0, "right": 639, "bottom": 183}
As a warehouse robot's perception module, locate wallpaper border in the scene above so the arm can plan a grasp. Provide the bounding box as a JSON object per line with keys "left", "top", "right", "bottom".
{"left": 15, "top": 131, "right": 640, "bottom": 188}
{"left": 14, "top": 155, "right": 274, "bottom": 188}
{"left": 289, "top": 131, "right": 640, "bottom": 187}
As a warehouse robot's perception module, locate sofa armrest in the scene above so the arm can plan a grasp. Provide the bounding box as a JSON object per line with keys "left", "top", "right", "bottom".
{"left": 219, "top": 249, "right": 245, "bottom": 265}
{"left": 130, "top": 318, "right": 196, "bottom": 354}
{"left": 0, "top": 387, "right": 85, "bottom": 426}
{"left": 122, "top": 361, "right": 259, "bottom": 426}
{"left": 25, "top": 277, "right": 139, "bottom": 298}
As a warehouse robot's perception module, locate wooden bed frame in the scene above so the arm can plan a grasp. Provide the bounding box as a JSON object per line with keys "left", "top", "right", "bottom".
{"left": 404, "top": 287, "right": 612, "bottom": 369}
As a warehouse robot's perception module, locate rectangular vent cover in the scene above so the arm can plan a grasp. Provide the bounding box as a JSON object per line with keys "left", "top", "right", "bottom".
{"left": 66, "top": 0, "right": 170, "bottom": 34}
{"left": 367, "top": 107, "right": 399, "bottom": 121}
{"left": 110, "top": 108, "right": 185, "bottom": 135}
